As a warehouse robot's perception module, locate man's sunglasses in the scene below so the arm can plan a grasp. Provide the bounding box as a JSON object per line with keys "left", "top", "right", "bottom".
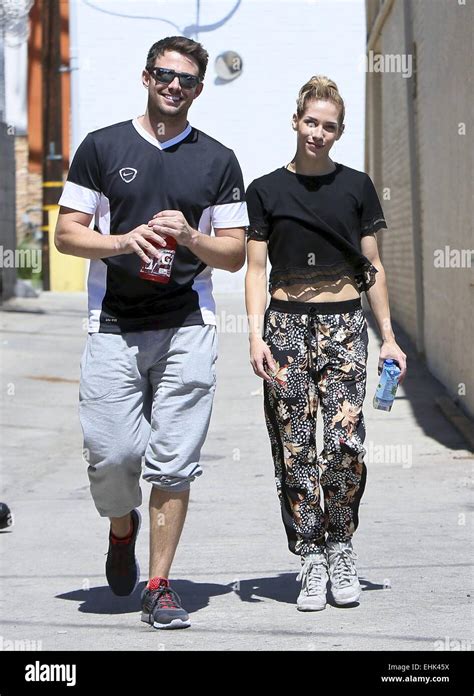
{"left": 147, "top": 67, "right": 201, "bottom": 89}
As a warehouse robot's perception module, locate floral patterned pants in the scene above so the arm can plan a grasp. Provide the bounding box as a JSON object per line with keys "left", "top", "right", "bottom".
{"left": 263, "top": 297, "right": 369, "bottom": 556}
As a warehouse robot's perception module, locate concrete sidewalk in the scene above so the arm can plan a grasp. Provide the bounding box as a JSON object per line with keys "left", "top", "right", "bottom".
{"left": 0, "top": 292, "right": 472, "bottom": 651}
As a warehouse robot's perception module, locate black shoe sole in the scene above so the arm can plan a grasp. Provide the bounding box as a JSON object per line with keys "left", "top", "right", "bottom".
{"left": 140, "top": 612, "right": 191, "bottom": 630}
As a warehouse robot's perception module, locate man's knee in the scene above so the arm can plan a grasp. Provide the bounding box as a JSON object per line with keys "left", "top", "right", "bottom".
{"left": 84, "top": 444, "right": 143, "bottom": 470}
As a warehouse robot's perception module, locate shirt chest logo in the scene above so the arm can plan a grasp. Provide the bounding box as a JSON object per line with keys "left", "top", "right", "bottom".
{"left": 119, "top": 167, "right": 138, "bottom": 183}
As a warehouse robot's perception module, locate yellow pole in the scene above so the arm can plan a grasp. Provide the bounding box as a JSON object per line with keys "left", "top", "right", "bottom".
{"left": 48, "top": 206, "right": 86, "bottom": 291}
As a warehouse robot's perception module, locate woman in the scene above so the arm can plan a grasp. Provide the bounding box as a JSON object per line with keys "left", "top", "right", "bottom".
{"left": 245, "top": 76, "right": 407, "bottom": 612}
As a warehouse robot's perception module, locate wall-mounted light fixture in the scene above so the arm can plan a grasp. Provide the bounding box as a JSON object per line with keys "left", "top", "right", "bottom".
{"left": 214, "top": 51, "right": 243, "bottom": 83}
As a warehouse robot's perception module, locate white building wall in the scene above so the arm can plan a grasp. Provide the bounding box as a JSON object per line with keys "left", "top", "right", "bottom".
{"left": 69, "top": 0, "right": 367, "bottom": 291}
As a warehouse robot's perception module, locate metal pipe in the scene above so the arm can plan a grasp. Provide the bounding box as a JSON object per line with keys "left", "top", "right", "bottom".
{"left": 367, "top": 0, "right": 396, "bottom": 51}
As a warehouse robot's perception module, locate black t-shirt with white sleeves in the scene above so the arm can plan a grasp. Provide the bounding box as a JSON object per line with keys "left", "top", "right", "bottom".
{"left": 58, "top": 118, "right": 249, "bottom": 333}
{"left": 245, "top": 163, "right": 387, "bottom": 294}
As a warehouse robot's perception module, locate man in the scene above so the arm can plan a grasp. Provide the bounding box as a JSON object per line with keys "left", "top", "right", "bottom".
{"left": 55, "top": 36, "right": 248, "bottom": 630}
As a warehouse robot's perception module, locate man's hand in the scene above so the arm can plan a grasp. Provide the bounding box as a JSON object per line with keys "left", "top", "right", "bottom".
{"left": 116, "top": 224, "right": 168, "bottom": 263}
{"left": 148, "top": 210, "right": 198, "bottom": 248}
{"left": 378, "top": 339, "right": 407, "bottom": 385}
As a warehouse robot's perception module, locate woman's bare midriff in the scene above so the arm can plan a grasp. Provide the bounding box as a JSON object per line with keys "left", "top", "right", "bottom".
{"left": 271, "top": 276, "right": 360, "bottom": 303}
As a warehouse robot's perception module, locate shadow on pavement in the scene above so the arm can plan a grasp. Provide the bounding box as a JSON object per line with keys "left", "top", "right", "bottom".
{"left": 234, "top": 573, "right": 385, "bottom": 606}
{"left": 57, "top": 580, "right": 232, "bottom": 615}
{"left": 56, "top": 574, "right": 387, "bottom": 615}
{"left": 365, "top": 310, "right": 471, "bottom": 452}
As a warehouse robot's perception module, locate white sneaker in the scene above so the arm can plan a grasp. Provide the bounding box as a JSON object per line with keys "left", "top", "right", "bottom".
{"left": 327, "top": 540, "right": 361, "bottom": 605}
{"left": 296, "top": 549, "right": 328, "bottom": 611}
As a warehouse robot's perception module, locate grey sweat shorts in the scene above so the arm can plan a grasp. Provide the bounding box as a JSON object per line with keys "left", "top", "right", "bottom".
{"left": 79, "top": 324, "right": 218, "bottom": 518}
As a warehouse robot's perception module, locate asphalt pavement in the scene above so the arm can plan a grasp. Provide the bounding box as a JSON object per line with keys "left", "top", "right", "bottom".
{"left": 0, "top": 291, "right": 472, "bottom": 651}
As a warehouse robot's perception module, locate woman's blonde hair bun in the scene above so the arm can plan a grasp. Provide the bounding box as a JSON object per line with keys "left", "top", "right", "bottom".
{"left": 296, "top": 75, "right": 345, "bottom": 127}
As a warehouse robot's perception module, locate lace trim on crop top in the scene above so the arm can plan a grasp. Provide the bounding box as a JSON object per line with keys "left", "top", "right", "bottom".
{"left": 247, "top": 222, "right": 379, "bottom": 294}
{"left": 269, "top": 258, "right": 378, "bottom": 295}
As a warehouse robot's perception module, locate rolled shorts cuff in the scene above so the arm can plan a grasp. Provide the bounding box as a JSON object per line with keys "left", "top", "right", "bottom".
{"left": 95, "top": 500, "right": 142, "bottom": 519}
{"left": 145, "top": 471, "right": 201, "bottom": 492}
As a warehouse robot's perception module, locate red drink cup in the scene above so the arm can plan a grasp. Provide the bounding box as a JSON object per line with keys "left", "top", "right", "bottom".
{"left": 139, "top": 235, "right": 177, "bottom": 284}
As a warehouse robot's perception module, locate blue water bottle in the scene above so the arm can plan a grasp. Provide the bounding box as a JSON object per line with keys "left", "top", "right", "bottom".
{"left": 373, "top": 359, "right": 401, "bottom": 411}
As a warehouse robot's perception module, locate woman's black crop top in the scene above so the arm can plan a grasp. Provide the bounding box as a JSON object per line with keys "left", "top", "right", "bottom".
{"left": 245, "top": 163, "right": 387, "bottom": 294}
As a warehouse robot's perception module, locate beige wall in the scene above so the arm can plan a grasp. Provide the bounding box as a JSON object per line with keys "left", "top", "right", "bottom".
{"left": 380, "top": 0, "right": 418, "bottom": 341}
{"left": 366, "top": 0, "right": 474, "bottom": 418}
{"left": 412, "top": 0, "right": 473, "bottom": 417}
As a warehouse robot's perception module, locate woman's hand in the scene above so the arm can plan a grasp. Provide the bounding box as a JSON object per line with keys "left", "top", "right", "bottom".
{"left": 378, "top": 339, "right": 407, "bottom": 385}
{"left": 250, "top": 336, "right": 276, "bottom": 382}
